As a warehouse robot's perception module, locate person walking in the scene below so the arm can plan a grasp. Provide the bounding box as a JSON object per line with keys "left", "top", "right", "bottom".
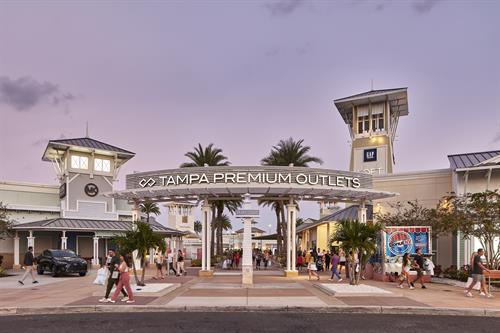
{"left": 99, "top": 249, "right": 128, "bottom": 303}
{"left": 338, "top": 249, "right": 346, "bottom": 276}
{"left": 18, "top": 246, "right": 38, "bottom": 285}
{"left": 398, "top": 253, "right": 414, "bottom": 289}
{"left": 329, "top": 251, "right": 342, "bottom": 282}
{"left": 410, "top": 248, "right": 426, "bottom": 289}
{"left": 167, "top": 250, "right": 177, "bottom": 276}
{"left": 235, "top": 251, "right": 241, "bottom": 269}
{"left": 304, "top": 249, "right": 311, "bottom": 269}
{"left": 255, "top": 252, "right": 261, "bottom": 270}
{"left": 324, "top": 251, "right": 331, "bottom": 271}
{"left": 176, "top": 249, "right": 186, "bottom": 276}
{"left": 465, "top": 248, "right": 492, "bottom": 298}
{"left": 297, "top": 252, "right": 303, "bottom": 272}
{"left": 307, "top": 251, "right": 320, "bottom": 281}
{"left": 109, "top": 254, "right": 135, "bottom": 304}
{"left": 153, "top": 251, "right": 164, "bottom": 280}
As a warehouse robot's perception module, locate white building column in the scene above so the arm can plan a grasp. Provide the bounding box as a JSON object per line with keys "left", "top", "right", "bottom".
{"left": 27, "top": 230, "right": 35, "bottom": 254}
{"left": 92, "top": 236, "right": 99, "bottom": 266}
{"left": 288, "top": 201, "right": 297, "bottom": 272}
{"left": 149, "top": 247, "right": 155, "bottom": 265}
{"left": 13, "top": 232, "right": 20, "bottom": 269}
{"left": 61, "top": 231, "right": 67, "bottom": 250}
{"left": 199, "top": 199, "right": 213, "bottom": 276}
{"left": 358, "top": 201, "right": 367, "bottom": 223}
{"left": 242, "top": 217, "right": 253, "bottom": 285}
{"left": 286, "top": 202, "right": 291, "bottom": 272}
{"left": 132, "top": 201, "right": 140, "bottom": 222}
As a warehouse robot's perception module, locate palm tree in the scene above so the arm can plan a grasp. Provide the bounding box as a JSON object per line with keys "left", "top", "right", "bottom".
{"left": 261, "top": 137, "right": 323, "bottom": 167}
{"left": 181, "top": 143, "right": 231, "bottom": 256}
{"left": 214, "top": 200, "right": 241, "bottom": 254}
{"left": 213, "top": 214, "right": 232, "bottom": 252}
{"left": 330, "top": 219, "right": 382, "bottom": 285}
{"left": 180, "top": 143, "right": 230, "bottom": 168}
{"left": 140, "top": 201, "right": 161, "bottom": 223}
{"left": 261, "top": 138, "right": 322, "bottom": 256}
{"left": 113, "top": 220, "right": 166, "bottom": 286}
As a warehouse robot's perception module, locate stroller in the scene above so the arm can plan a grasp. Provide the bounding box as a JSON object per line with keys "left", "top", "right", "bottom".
{"left": 316, "top": 257, "right": 324, "bottom": 272}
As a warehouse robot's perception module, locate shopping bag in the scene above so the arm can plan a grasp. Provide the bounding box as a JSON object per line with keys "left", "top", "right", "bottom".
{"left": 466, "top": 277, "right": 480, "bottom": 290}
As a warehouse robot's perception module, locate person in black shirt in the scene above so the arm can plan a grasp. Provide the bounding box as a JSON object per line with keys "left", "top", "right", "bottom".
{"left": 465, "top": 248, "right": 492, "bottom": 298}
{"left": 18, "top": 246, "right": 38, "bottom": 285}
{"left": 99, "top": 249, "right": 128, "bottom": 302}
{"left": 411, "top": 248, "right": 426, "bottom": 289}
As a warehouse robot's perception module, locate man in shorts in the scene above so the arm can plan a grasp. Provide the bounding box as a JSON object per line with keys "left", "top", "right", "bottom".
{"left": 411, "top": 248, "right": 426, "bottom": 289}
{"left": 465, "top": 248, "right": 492, "bottom": 298}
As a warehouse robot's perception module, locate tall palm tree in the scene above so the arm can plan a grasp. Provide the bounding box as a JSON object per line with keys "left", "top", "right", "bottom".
{"left": 194, "top": 220, "right": 202, "bottom": 234}
{"left": 180, "top": 143, "right": 230, "bottom": 168}
{"left": 181, "top": 143, "right": 231, "bottom": 256}
{"left": 261, "top": 138, "right": 322, "bottom": 256}
{"left": 213, "top": 214, "right": 232, "bottom": 252}
{"left": 140, "top": 201, "right": 161, "bottom": 223}
{"left": 214, "top": 200, "right": 241, "bottom": 254}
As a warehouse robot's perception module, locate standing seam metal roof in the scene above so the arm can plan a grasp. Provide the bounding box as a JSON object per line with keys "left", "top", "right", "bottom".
{"left": 48, "top": 137, "right": 135, "bottom": 155}
{"left": 447, "top": 150, "right": 500, "bottom": 169}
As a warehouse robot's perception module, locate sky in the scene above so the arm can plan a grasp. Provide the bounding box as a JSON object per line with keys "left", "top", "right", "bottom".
{"left": 1, "top": 0, "right": 499, "bottom": 230}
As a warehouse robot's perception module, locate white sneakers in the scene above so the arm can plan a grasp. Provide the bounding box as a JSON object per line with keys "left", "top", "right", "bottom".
{"left": 121, "top": 297, "right": 129, "bottom": 302}
{"left": 98, "top": 298, "right": 111, "bottom": 303}
{"left": 409, "top": 286, "right": 415, "bottom": 290}
{"left": 465, "top": 292, "right": 473, "bottom": 297}
{"left": 465, "top": 291, "right": 494, "bottom": 298}
{"left": 338, "top": 278, "right": 343, "bottom": 282}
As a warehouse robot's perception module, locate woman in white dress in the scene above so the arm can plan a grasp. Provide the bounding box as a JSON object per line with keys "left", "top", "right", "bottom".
{"left": 307, "top": 251, "right": 320, "bottom": 281}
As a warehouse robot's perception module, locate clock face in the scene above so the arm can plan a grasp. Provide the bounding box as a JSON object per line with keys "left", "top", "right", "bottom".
{"left": 84, "top": 183, "right": 99, "bottom": 197}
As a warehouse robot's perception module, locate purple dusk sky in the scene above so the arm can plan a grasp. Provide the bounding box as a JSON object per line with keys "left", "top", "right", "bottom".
{"left": 1, "top": 1, "right": 499, "bottom": 227}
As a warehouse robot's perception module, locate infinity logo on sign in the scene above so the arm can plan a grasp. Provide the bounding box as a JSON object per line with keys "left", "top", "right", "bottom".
{"left": 139, "top": 178, "right": 156, "bottom": 187}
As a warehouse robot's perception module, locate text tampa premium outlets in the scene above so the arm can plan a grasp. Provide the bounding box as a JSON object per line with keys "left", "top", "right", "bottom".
{"left": 138, "top": 172, "right": 361, "bottom": 188}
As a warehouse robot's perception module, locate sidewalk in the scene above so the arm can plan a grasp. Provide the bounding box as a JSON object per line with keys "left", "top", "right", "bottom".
{"left": 1, "top": 268, "right": 498, "bottom": 317}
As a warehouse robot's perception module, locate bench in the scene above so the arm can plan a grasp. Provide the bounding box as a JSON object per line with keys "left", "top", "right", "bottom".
{"left": 484, "top": 270, "right": 500, "bottom": 292}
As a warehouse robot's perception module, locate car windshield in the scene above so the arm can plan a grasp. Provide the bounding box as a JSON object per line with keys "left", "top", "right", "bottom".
{"left": 51, "top": 250, "right": 77, "bottom": 258}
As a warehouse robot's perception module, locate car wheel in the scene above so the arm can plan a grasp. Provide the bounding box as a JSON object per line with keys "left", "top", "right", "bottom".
{"left": 37, "top": 267, "right": 44, "bottom": 275}
{"left": 79, "top": 271, "right": 86, "bottom": 277}
{"left": 51, "top": 265, "right": 58, "bottom": 277}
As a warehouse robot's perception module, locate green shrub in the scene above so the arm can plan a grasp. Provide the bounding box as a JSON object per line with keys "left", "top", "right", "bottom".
{"left": 0, "top": 267, "right": 7, "bottom": 277}
{"left": 190, "top": 259, "right": 201, "bottom": 267}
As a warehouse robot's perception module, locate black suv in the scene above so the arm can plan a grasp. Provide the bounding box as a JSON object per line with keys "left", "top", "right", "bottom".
{"left": 37, "top": 249, "right": 88, "bottom": 277}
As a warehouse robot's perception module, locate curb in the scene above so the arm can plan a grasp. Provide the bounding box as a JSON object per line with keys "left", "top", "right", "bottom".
{"left": 1, "top": 305, "right": 499, "bottom": 317}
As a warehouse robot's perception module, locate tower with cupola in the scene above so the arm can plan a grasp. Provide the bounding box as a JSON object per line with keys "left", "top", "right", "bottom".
{"left": 334, "top": 88, "right": 409, "bottom": 175}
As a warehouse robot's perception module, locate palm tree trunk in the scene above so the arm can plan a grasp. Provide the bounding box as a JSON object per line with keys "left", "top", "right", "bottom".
{"left": 140, "top": 252, "right": 146, "bottom": 286}
{"left": 131, "top": 255, "right": 140, "bottom": 285}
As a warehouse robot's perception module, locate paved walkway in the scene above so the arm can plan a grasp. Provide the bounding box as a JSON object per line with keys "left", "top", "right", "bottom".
{"left": 0, "top": 267, "right": 498, "bottom": 315}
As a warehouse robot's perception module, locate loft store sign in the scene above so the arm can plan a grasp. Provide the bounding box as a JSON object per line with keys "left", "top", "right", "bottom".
{"left": 139, "top": 172, "right": 361, "bottom": 189}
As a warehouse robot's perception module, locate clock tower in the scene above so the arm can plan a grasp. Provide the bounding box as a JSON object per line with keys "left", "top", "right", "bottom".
{"left": 42, "top": 136, "right": 135, "bottom": 220}
{"left": 334, "top": 88, "right": 409, "bottom": 175}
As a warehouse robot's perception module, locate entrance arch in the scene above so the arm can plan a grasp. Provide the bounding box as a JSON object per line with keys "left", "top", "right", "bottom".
{"left": 106, "top": 166, "right": 396, "bottom": 285}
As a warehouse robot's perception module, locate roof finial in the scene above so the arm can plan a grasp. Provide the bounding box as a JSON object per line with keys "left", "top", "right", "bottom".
{"left": 85, "top": 121, "right": 89, "bottom": 138}
{"left": 371, "top": 79, "right": 374, "bottom": 91}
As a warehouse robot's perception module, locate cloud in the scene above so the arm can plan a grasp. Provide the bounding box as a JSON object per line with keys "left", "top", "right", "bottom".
{"left": 412, "top": 0, "right": 441, "bottom": 14}
{"left": 0, "top": 76, "right": 75, "bottom": 112}
{"left": 264, "top": 0, "right": 305, "bottom": 16}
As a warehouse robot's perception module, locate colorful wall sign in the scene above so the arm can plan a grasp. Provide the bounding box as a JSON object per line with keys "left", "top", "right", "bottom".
{"left": 385, "top": 226, "right": 431, "bottom": 257}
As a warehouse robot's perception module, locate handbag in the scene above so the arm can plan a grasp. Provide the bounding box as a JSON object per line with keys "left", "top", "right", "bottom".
{"left": 111, "top": 271, "right": 119, "bottom": 279}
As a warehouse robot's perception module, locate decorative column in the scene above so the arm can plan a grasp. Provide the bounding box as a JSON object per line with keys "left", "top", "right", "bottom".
{"left": 149, "top": 247, "right": 155, "bottom": 265}
{"left": 131, "top": 201, "right": 140, "bottom": 222}
{"left": 285, "top": 200, "right": 298, "bottom": 277}
{"left": 358, "top": 201, "right": 367, "bottom": 224}
{"left": 61, "top": 231, "right": 67, "bottom": 250}
{"left": 27, "top": 230, "right": 35, "bottom": 254}
{"left": 92, "top": 236, "right": 99, "bottom": 266}
{"left": 13, "top": 232, "right": 20, "bottom": 269}
{"left": 235, "top": 193, "right": 259, "bottom": 286}
{"left": 199, "top": 199, "right": 213, "bottom": 276}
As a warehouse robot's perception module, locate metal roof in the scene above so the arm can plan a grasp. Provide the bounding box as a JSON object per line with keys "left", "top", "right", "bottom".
{"left": 296, "top": 205, "right": 373, "bottom": 233}
{"left": 42, "top": 137, "right": 135, "bottom": 162}
{"left": 12, "top": 218, "right": 184, "bottom": 235}
{"left": 334, "top": 88, "right": 409, "bottom": 125}
{"left": 234, "top": 227, "right": 267, "bottom": 234}
{"left": 447, "top": 150, "right": 500, "bottom": 170}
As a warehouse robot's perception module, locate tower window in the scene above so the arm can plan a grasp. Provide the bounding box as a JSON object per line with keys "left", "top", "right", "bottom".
{"left": 357, "top": 106, "right": 369, "bottom": 134}
{"left": 71, "top": 155, "right": 89, "bottom": 169}
{"left": 371, "top": 103, "right": 385, "bottom": 131}
{"left": 94, "top": 158, "right": 111, "bottom": 172}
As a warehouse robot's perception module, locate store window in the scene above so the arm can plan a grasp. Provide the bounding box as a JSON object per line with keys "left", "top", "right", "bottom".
{"left": 357, "top": 106, "right": 369, "bottom": 134}
{"left": 371, "top": 103, "right": 384, "bottom": 131}
{"left": 71, "top": 155, "right": 89, "bottom": 170}
{"left": 94, "top": 158, "right": 111, "bottom": 172}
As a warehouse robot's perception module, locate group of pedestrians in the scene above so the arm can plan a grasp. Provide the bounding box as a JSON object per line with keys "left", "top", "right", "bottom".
{"left": 297, "top": 248, "right": 346, "bottom": 281}
{"left": 253, "top": 250, "right": 272, "bottom": 270}
{"left": 98, "top": 249, "right": 135, "bottom": 304}
{"left": 153, "top": 249, "right": 187, "bottom": 279}
{"left": 397, "top": 248, "right": 428, "bottom": 290}
{"left": 221, "top": 250, "right": 242, "bottom": 270}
